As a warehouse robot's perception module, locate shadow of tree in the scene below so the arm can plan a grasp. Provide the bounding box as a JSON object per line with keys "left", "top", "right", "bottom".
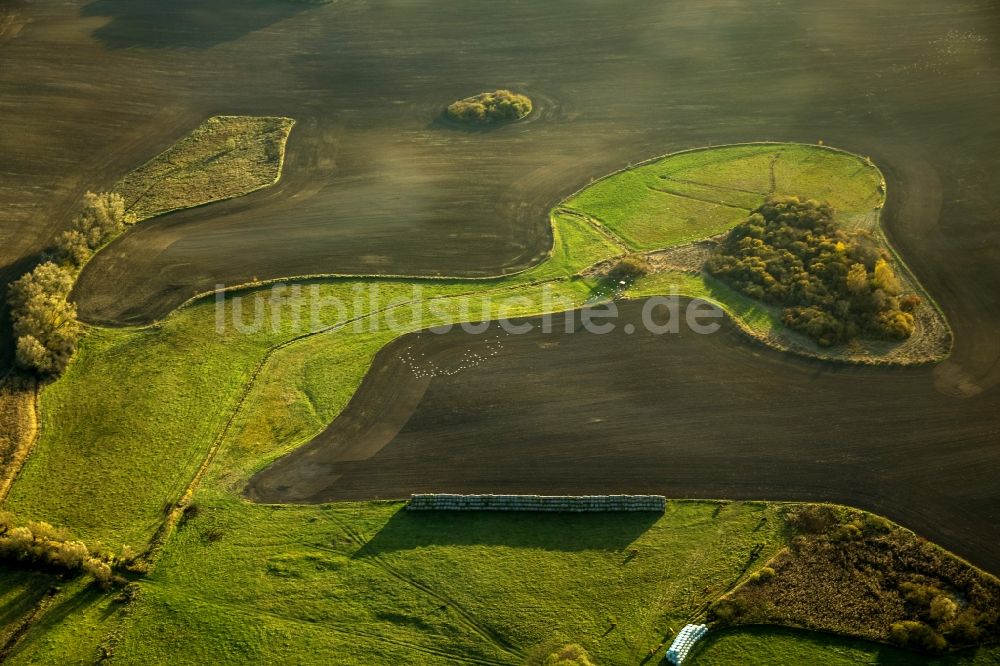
{"left": 0, "top": 567, "right": 55, "bottom": 636}
{"left": 3, "top": 579, "right": 106, "bottom": 660}
{"left": 353, "top": 508, "right": 661, "bottom": 557}
{"left": 82, "top": 0, "right": 315, "bottom": 49}
{"left": 428, "top": 112, "right": 528, "bottom": 135}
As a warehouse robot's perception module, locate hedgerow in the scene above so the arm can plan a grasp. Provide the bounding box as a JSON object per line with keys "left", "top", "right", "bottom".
{"left": 0, "top": 512, "right": 132, "bottom": 588}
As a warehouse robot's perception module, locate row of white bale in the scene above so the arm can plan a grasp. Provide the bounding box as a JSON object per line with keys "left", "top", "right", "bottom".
{"left": 406, "top": 494, "right": 667, "bottom": 512}
{"left": 666, "top": 624, "right": 709, "bottom": 664}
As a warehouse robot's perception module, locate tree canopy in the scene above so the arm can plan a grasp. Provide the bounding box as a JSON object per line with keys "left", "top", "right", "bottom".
{"left": 705, "top": 196, "right": 918, "bottom": 346}
{"left": 7, "top": 191, "right": 130, "bottom": 375}
{"left": 446, "top": 89, "right": 532, "bottom": 124}
{"left": 8, "top": 262, "right": 82, "bottom": 374}
{"left": 53, "top": 191, "right": 132, "bottom": 267}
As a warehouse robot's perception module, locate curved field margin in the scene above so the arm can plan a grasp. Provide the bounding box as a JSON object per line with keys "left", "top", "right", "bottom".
{"left": 160, "top": 143, "right": 951, "bottom": 366}
{"left": 88, "top": 139, "right": 950, "bottom": 365}
{"left": 114, "top": 115, "right": 295, "bottom": 221}
{"left": 70, "top": 115, "right": 294, "bottom": 321}
{"left": 562, "top": 142, "right": 952, "bottom": 365}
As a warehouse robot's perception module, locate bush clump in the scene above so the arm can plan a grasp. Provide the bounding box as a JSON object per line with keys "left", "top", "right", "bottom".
{"left": 890, "top": 620, "right": 947, "bottom": 653}
{"left": 607, "top": 254, "right": 651, "bottom": 283}
{"left": 7, "top": 192, "right": 132, "bottom": 375}
{"left": 52, "top": 192, "right": 133, "bottom": 268}
{"left": 786, "top": 504, "right": 841, "bottom": 534}
{"left": 446, "top": 89, "right": 532, "bottom": 124}
{"left": 706, "top": 196, "right": 918, "bottom": 346}
{"left": 748, "top": 566, "right": 776, "bottom": 584}
{"left": 7, "top": 262, "right": 82, "bottom": 375}
{"left": 0, "top": 512, "right": 127, "bottom": 589}
{"left": 708, "top": 596, "right": 751, "bottom": 625}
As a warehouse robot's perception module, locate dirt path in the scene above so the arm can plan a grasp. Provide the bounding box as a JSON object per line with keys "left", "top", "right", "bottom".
{"left": 0, "top": 376, "right": 39, "bottom": 504}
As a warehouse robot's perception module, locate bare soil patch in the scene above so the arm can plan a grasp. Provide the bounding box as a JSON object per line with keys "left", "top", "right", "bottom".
{"left": 249, "top": 299, "right": 1000, "bottom": 576}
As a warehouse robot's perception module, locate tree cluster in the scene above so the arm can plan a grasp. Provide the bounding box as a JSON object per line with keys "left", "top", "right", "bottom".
{"left": 446, "top": 89, "right": 532, "bottom": 124}
{"left": 7, "top": 192, "right": 131, "bottom": 375}
{"left": 53, "top": 191, "right": 132, "bottom": 268}
{"left": 705, "top": 196, "right": 919, "bottom": 347}
{"left": 0, "top": 512, "right": 124, "bottom": 588}
{"left": 709, "top": 504, "right": 1000, "bottom": 654}
{"left": 8, "top": 261, "right": 81, "bottom": 375}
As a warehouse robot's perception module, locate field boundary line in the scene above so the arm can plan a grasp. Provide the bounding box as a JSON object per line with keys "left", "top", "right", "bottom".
{"left": 659, "top": 174, "right": 770, "bottom": 198}
{"left": 647, "top": 185, "right": 753, "bottom": 210}
{"left": 555, "top": 207, "right": 630, "bottom": 253}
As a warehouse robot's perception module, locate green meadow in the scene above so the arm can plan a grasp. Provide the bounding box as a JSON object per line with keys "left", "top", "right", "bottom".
{"left": 562, "top": 143, "right": 882, "bottom": 250}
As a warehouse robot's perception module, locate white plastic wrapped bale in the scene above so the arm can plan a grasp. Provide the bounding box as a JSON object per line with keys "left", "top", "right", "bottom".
{"left": 405, "top": 494, "right": 667, "bottom": 512}
{"left": 665, "top": 624, "right": 708, "bottom": 664}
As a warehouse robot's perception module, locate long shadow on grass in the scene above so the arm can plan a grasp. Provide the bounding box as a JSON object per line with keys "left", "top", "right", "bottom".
{"left": 4, "top": 582, "right": 106, "bottom": 660}
{"left": 354, "top": 509, "right": 660, "bottom": 557}
{"left": 0, "top": 567, "right": 55, "bottom": 633}
{"left": 83, "top": 0, "right": 314, "bottom": 49}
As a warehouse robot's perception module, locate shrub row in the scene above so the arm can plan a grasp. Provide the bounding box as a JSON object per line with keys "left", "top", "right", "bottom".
{"left": 0, "top": 512, "right": 135, "bottom": 588}
{"left": 7, "top": 192, "right": 131, "bottom": 375}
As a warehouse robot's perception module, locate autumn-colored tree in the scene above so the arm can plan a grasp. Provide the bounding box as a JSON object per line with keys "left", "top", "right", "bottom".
{"left": 53, "top": 191, "right": 132, "bottom": 267}
{"left": 890, "top": 621, "right": 947, "bottom": 653}
{"left": 706, "top": 196, "right": 918, "bottom": 346}
{"left": 53, "top": 229, "right": 92, "bottom": 267}
{"left": 11, "top": 192, "right": 133, "bottom": 373}
{"left": 7, "top": 261, "right": 82, "bottom": 374}
{"left": 873, "top": 257, "right": 902, "bottom": 295}
{"left": 930, "top": 595, "right": 959, "bottom": 623}
{"left": 0, "top": 515, "right": 122, "bottom": 589}
{"left": 74, "top": 191, "right": 130, "bottom": 247}
{"left": 846, "top": 263, "right": 869, "bottom": 295}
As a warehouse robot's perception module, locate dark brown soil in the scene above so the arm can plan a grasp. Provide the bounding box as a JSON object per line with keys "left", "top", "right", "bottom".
{"left": 248, "top": 299, "right": 1000, "bottom": 575}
